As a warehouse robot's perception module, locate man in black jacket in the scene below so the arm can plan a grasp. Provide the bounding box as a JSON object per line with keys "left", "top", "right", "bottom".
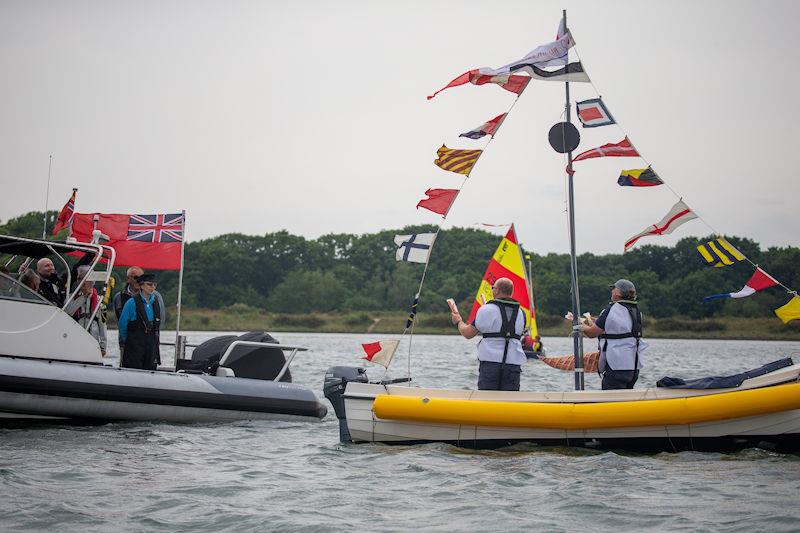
{"left": 36, "top": 258, "right": 65, "bottom": 307}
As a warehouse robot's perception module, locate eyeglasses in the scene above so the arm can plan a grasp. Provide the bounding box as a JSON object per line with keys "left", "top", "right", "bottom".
{"left": 143, "top": 281, "right": 157, "bottom": 287}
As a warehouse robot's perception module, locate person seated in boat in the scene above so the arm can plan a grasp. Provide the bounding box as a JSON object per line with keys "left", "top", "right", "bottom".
{"left": 36, "top": 257, "right": 66, "bottom": 306}
{"left": 450, "top": 277, "right": 527, "bottom": 391}
{"left": 19, "top": 269, "right": 41, "bottom": 293}
{"left": 576, "top": 279, "right": 646, "bottom": 390}
{"left": 117, "top": 273, "right": 162, "bottom": 370}
{"left": 64, "top": 265, "right": 108, "bottom": 356}
{"left": 522, "top": 334, "right": 544, "bottom": 355}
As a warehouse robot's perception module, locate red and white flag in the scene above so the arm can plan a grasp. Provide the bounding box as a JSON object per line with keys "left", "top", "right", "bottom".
{"left": 703, "top": 268, "right": 779, "bottom": 301}
{"left": 52, "top": 188, "right": 77, "bottom": 235}
{"left": 361, "top": 340, "right": 400, "bottom": 368}
{"left": 624, "top": 200, "right": 697, "bottom": 251}
{"left": 427, "top": 70, "right": 531, "bottom": 100}
{"left": 459, "top": 113, "right": 507, "bottom": 140}
{"left": 567, "top": 137, "right": 639, "bottom": 175}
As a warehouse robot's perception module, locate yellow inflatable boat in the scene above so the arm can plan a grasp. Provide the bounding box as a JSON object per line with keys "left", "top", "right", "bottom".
{"left": 324, "top": 362, "right": 800, "bottom": 451}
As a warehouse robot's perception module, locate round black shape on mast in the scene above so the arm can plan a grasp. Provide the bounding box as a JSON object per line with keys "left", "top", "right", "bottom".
{"left": 548, "top": 122, "right": 580, "bottom": 153}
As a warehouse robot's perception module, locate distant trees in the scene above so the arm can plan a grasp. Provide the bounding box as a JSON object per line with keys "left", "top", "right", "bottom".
{"left": 2, "top": 211, "right": 798, "bottom": 320}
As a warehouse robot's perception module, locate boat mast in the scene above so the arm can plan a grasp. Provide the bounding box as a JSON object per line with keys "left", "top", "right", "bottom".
{"left": 174, "top": 209, "right": 186, "bottom": 361}
{"left": 563, "top": 9, "right": 585, "bottom": 390}
{"left": 42, "top": 155, "right": 53, "bottom": 238}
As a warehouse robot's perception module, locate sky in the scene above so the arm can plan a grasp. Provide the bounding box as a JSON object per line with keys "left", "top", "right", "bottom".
{"left": 1, "top": 0, "right": 798, "bottom": 255}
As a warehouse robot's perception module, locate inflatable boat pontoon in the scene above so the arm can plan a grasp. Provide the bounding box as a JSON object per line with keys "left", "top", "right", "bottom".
{"left": 0, "top": 235, "right": 327, "bottom": 424}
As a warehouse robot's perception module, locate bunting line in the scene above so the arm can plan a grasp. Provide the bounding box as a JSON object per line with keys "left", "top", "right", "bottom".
{"left": 568, "top": 42, "right": 798, "bottom": 312}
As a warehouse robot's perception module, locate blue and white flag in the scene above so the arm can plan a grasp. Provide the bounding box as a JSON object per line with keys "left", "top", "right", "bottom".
{"left": 395, "top": 233, "right": 436, "bottom": 263}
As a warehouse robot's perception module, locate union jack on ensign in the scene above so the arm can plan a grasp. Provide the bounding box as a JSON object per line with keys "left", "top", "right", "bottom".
{"left": 127, "top": 213, "right": 184, "bottom": 243}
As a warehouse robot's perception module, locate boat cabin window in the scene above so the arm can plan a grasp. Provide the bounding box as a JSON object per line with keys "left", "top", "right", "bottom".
{"left": 0, "top": 272, "right": 51, "bottom": 305}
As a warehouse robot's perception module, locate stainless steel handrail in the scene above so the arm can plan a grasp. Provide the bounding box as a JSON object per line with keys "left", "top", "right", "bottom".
{"left": 161, "top": 339, "right": 308, "bottom": 382}
{"left": 219, "top": 341, "right": 307, "bottom": 382}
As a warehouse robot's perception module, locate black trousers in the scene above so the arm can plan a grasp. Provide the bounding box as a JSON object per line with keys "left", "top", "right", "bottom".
{"left": 121, "top": 331, "right": 160, "bottom": 370}
{"left": 602, "top": 369, "right": 639, "bottom": 390}
{"left": 478, "top": 361, "right": 522, "bottom": 391}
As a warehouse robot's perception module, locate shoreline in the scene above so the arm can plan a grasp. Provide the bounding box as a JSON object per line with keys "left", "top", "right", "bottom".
{"left": 111, "top": 308, "right": 800, "bottom": 342}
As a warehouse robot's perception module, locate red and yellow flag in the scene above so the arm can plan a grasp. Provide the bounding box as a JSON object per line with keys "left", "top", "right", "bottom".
{"left": 466, "top": 225, "right": 536, "bottom": 335}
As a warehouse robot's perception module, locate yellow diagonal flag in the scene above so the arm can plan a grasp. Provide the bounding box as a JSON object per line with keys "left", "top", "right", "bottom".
{"left": 434, "top": 144, "right": 482, "bottom": 175}
{"left": 697, "top": 237, "right": 745, "bottom": 267}
{"left": 774, "top": 295, "right": 800, "bottom": 324}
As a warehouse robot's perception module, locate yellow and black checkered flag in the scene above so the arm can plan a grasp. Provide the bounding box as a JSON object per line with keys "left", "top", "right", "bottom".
{"left": 697, "top": 237, "right": 745, "bottom": 267}
{"left": 434, "top": 145, "right": 482, "bottom": 175}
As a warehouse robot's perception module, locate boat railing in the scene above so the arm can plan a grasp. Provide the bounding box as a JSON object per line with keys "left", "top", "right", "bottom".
{"left": 162, "top": 337, "right": 308, "bottom": 382}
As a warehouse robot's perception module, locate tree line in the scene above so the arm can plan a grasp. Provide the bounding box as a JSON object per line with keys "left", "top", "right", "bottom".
{"left": 2, "top": 210, "right": 799, "bottom": 320}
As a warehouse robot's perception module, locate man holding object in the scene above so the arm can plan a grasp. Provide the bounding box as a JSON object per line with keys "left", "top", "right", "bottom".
{"left": 450, "top": 277, "right": 526, "bottom": 391}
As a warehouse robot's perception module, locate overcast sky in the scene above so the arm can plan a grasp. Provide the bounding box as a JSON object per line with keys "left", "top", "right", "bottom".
{"left": 1, "top": 0, "right": 798, "bottom": 255}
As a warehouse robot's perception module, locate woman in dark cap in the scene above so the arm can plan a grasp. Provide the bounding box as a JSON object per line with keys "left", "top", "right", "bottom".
{"left": 117, "top": 273, "right": 161, "bottom": 370}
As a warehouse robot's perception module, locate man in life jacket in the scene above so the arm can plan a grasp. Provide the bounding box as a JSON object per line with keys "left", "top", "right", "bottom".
{"left": 118, "top": 273, "right": 161, "bottom": 370}
{"left": 450, "top": 277, "right": 527, "bottom": 391}
{"left": 579, "top": 279, "right": 647, "bottom": 390}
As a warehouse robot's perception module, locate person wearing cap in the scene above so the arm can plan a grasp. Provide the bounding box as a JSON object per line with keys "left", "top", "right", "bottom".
{"left": 113, "top": 266, "right": 166, "bottom": 325}
{"left": 450, "top": 277, "right": 527, "bottom": 391}
{"left": 577, "top": 279, "right": 646, "bottom": 390}
{"left": 117, "top": 273, "right": 162, "bottom": 370}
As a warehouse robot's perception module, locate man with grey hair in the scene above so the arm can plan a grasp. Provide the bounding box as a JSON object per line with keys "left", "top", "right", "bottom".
{"left": 579, "top": 279, "right": 647, "bottom": 390}
{"left": 450, "top": 277, "right": 527, "bottom": 391}
{"left": 36, "top": 257, "right": 65, "bottom": 306}
{"left": 113, "top": 266, "right": 165, "bottom": 322}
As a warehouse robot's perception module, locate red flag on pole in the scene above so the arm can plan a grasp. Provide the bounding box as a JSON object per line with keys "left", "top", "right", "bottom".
{"left": 72, "top": 212, "right": 184, "bottom": 270}
{"left": 427, "top": 70, "right": 531, "bottom": 100}
{"left": 567, "top": 137, "right": 639, "bottom": 175}
{"left": 416, "top": 188, "right": 459, "bottom": 216}
{"left": 52, "top": 189, "right": 77, "bottom": 235}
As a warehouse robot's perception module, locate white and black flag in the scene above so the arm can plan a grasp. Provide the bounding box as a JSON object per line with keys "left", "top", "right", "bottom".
{"left": 394, "top": 233, "right": 436, "bottom": 263}
{"left": 511, "top": 61, "right": 590, "bottom": 82}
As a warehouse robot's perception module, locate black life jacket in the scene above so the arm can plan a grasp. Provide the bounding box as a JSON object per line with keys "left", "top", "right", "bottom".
{"left": 129, "top": 293, "right": 161, "bottom": 335}
{"left": 598, "top": 301, "right": 642, "bottom": 371}
{"left": 38, "top": 274, "right": 65, "bottom": 307}
{"left": 481, "top": 299, "right": 522, "bottom": 366}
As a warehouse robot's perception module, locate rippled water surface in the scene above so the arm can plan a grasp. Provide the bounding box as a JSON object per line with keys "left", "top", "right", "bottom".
{"left": 2, "top": 332, "right": 800, "bottom": 532}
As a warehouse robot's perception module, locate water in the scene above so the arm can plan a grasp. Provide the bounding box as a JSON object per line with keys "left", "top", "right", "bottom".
{"left": 2, "top": 332, "right": 800, "bottom": 532}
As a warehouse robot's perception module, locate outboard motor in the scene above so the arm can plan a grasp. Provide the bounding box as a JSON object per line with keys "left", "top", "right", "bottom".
{"left": 323, "top": 366, "right": 368, "bottom": 442}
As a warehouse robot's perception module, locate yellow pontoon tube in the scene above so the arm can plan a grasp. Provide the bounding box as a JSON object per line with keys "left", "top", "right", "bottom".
{"left": 372, "top": 382, "right": 800, "bottom": 430}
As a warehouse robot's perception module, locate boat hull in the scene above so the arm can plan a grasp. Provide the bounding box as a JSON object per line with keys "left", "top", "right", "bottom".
{"left": 0, "top": 356, "right": 327, "bottom": 423}
{"left": 337, "top": 365, "right": 800, "bottom": 451}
